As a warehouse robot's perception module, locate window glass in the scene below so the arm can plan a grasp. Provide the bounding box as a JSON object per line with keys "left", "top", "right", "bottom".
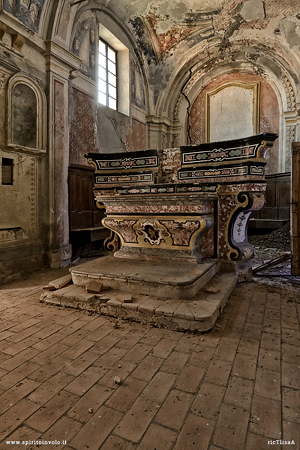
{"left": 98, "top": 39, "right": 117, "bottom": 110}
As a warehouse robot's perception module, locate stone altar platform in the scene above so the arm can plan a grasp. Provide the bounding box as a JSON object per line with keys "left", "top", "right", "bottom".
{"left": 71, "top": 256, "right": 219, "bottom": 299}
{"left": 43, "top": 264, "right": 236, "bottom": 332}
{"left": 44, "top": 133, "right": 278, "bottom": 331}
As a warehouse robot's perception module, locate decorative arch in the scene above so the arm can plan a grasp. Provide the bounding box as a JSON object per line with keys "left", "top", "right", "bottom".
{"left": 163, "top": 41, "right": 300, "bottom": 173}
{"left": 7, "top": 73, "right": 47, "bottom": 155}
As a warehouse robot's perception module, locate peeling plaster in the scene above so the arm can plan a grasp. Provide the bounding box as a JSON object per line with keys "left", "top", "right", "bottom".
{"left": 240, "top": 0, "right": 265, "bottom": 22}
{"left": 281, "top": 19, "right": 300, "bottom": 49}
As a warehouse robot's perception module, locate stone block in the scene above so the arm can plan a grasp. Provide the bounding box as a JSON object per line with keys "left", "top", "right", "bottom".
{"left": 86, "top": 280, "right": 103, "bottom": 294}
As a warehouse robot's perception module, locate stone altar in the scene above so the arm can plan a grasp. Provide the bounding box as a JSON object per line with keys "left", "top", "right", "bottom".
{"left": 43, "top": 133, "right": 278, "bottom": 332}
{"left": 86, "top": 132, "right": 278, "bottom": 275}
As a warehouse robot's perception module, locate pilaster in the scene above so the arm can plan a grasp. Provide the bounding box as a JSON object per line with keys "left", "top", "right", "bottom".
{"left": 44, "top": 42, "right": 80, "bottom": 268}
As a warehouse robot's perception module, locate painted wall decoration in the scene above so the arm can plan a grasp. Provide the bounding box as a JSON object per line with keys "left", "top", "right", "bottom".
{"left": 71, "top": 16, "right": 96, "bottom": 80}
{"left": 206, "top": 82, "right": 259, "bottom": 142}
{"left": 3, "top": 0, "right": 45, "bottom": 33}
{"left": 128, "top": 17, "right": 158, "bottom": 66}
{"left": 126, "top": 119, "right": 147, "bottom": 152}
{"left": 131, "top": 61, "right": 146, "bottom": 111}
{"left": 12, "top": 83, "right": 37, "bottom": 148}
{"left": 189, "top": 73, "right": 280, "bottom": 174}
{"left": 69, "top": 88, "right": 98, "bottom": 166}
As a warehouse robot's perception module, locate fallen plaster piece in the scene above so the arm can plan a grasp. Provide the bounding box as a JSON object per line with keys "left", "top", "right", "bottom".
{"left": 48, "top": 274, "right": 72, "bottom": 290}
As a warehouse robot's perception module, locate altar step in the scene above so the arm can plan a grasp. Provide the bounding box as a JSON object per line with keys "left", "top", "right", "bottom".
{"left": 41, "top": 269, "right": 237, "bottom": 332}
{"left": 69, "top": 256, "right": 220, "bottom": 300}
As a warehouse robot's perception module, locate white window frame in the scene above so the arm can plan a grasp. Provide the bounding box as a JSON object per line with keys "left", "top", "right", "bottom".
{"left": 98, "top": 23, "right": 130, "bottom": 116}
{"left": 98, "top": 39, "right": 117, "bottom": 111}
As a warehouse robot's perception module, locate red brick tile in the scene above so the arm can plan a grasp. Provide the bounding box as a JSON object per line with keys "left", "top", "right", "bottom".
{"left": 213, "top": 338, "right": 239, "bottom": 362}
{"left": 246, "top": 311, "right": 264, "bottom": 325}
{"left": 189, "top": 346, "right": 216, "bottom": 368}
{"left": 62, "top": 350, "right": 99, "bottom": 376}
{"left": 7, "top": 326, "right": 41, "bottom": 343}
{"left": 68, "top": 384, "right": 114, "bottom": 423}
{"left": 84, "top": 323, "right": 114, "bottom": 342}
{"left": 151, "top": 338, "right": 177, "bottom": 358}
{"left": 258, "top": 348, "right": 281, "bottom": 372}
{"left": 161, "top": 351, "right": 189, "bottom": 374}
{"left": 155, "top": 389, "right": 193, "bottom": 430}
{"left": 282, "top": 362, "right": 300, "bottom": 389}
{"left": 31, "top": 331, "right": 67, "bottom": 351}
{"left": 115, "top": 397, "right": 159, "bottom": 442}
{"left": 92, "top": 334, "right": 122, "bottom": 355}
{"left": 69, "top": 405, "right": 123, "bottom": 450}
{"left": 254, "top": 368, "right": 281, "bottom": 400}
{"left": 101, "top": 435, "right": 137, "bottom": 450}
{"left": 106, "top": 376, "right": 147, "bottom": 412}
{"left": 192, "top": 382, "right": 226, "bottom": 419}
{"left": 260, "top": 331, "right": 281, "bottom": 351}
{"left": 282, "top": 387, "right": 300, "bottom": 423}
{"left": 0, "top": 361, "right": 40, "bottom": 390}
{"left": 25, "top": 390, "right": 79, "bottom": 432}
{"left": 121, "top": 343, "right": 153, "bottom": 365}
{"left": 28, "top": 371, "right": 74, "bottom": 404}
{"left": 10, "top": 318, "right": 42, "bottom": 333}
{"left": 237, "top": 336, "right": 260, "bottom": 357}
{"left": 213, "top": 404, "right": 249, "bottom": 450}
{"left": 131, "top": 355, "right": 163, "bottom": 381}
{"left": 64, "top": 365, "right": 107, "bottom": 396}
{"left": 232, "top": 353, "right": 257, "bottom": 379}
{"left": 282, "top": 329, "right": 300, "bottom": 347}
{"left": 96, "top": 361, "right": 137, "bottom": 388}
{"left": 263, "top": 317, "right": 281, "bottom": 335}
{"left": 0, "top": 347, "right": 39, "bottom": 371}
{"left": 93, "top": 346, "right": 127, "bottom": 369}
{"left": 0, "top": 378, "right": 40, "bottom": 414}
{"left": 2, "top": 336, "right": 41, "bottom": 356}
{"left": 174, "top": 364, "right": 205, "bottom": 393}
{"left": 3, "top": 424, "right": 38, "bottom": 445}
{"left": 0, "top": 399, "right": 40, "bottom": 441}
{"left": 250, "top": 394, "right": 281, "bottom": 438}
{"left": 204, "top": 360, "right": 232, "bottom": 386}
{"left": 81, "top": 316, "right": 108, "bottom": 331}
{"left": 173, "top": 413, "right": 214, "bottom": 450}
{"left": 31, "top": 343, "right": 69, "bottom": 365}
{"left": 60, "top": 338, "right": 95, "bottom": 360}
{"left": 224, "top": 376, "right": 254, "bottom": 410}
{"left": 282, "top": 420, "right": 300, "bottom": 450}
{"left": 282, "top": 343, "right": 300, "bottom": 364}
{"left": 137, "top": 423, "right": 177, "bottom": 450}
{"left": 41, "top": 416, "right": 82, "bottom": 447}
{"left": 139, "top": 328, "right": 166, "bottom": 345}
{"left": 242, "top": 323, "right": 262, "bottom": 340}
{"left": 28, "top": 355, "right": 70, "bottom": 383}
{"left": 246, "top": 432, "right": 279, "bottom": 450}
{"left": 174, "top": 335, "right": 200, "bottom": 353}
{"left": 141, "top": 371, "right": 176, "bottom": 403}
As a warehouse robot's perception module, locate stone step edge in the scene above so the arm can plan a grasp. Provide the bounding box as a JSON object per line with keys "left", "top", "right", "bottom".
{"left": 42, "top": 272, "right": 237, "bottom": 332}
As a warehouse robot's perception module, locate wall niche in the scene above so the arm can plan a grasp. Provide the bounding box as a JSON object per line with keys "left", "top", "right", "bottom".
{"left": 7, "top": 73, "right": 46, "bottom": 155}
{"left": 12, "top": 83, "right": 37, "bottom": 148}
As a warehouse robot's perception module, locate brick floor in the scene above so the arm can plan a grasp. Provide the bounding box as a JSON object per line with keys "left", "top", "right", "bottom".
{"left": 0, "top": 268, "right": 300, "bottom": 449}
